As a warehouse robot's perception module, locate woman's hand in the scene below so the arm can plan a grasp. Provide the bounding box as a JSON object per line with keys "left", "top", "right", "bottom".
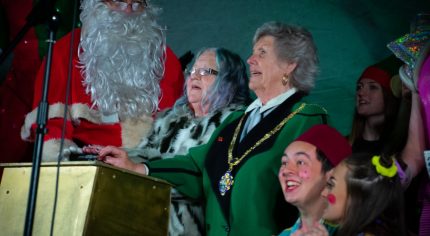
{"left": 92, "top": 145, "right": 148, "bottom": 175}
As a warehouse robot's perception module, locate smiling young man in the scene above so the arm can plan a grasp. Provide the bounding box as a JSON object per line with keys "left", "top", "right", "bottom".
{"left": 278, "top": 124, "right": 352, "bottom": 236}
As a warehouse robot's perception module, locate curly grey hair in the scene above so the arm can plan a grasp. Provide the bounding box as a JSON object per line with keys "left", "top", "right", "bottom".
{"left": 253, "top": 21, "right": 319, "bottom": 93}
{"left": 79, "top": 0, "right": 165, "bottom": 117}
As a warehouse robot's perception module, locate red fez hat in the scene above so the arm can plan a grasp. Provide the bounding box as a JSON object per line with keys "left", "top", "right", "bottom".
{"left": 358, "top": 65, "right": 392, "bottom": 91}
{"left": 295, "top": 125, "right": 352, "bottom": 166}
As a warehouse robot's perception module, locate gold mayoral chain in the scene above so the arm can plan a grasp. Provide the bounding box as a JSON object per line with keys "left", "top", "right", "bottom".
{"left": 219, "top": 103, "right": 306, "bottom": 196}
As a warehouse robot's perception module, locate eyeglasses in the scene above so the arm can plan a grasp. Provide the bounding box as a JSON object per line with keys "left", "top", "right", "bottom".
{"left": 186, "top": 68, "right": 219, "bottom": 77}
{"left": 104, "top": 0, "right": 148, "bottom": 11}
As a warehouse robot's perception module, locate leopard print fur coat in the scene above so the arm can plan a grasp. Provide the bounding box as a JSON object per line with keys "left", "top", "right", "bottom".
{"left": 131, "top": 104, "right": 244, "bottom": 236}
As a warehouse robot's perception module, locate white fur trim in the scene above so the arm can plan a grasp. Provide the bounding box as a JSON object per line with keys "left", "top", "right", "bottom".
{"left": 21, "top": 107, "right": 38, "bottom": 140}
{"left": 41, "top": 139, "right": 77, "bottom": 162}
{"left": 21, "top": 102, "right": 153, "bottom": 149}
{"left": 21, "top": 103, "right": 126, "bottom": 141}
{"left": 70, "top": 103, "right": 106, "bottom": 124}
{"left": 121, "top": 116, "right": 153, "bottom": 148}
{"left": 21, "top": 103, "right": 69, "bottom": 140}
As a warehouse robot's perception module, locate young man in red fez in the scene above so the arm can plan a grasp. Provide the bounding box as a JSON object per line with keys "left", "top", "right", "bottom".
{"left": 20, "top": 0, "right": 184, "bottom": 161}
{"left": 278, "top": 124, "right": 352, "bottom": 235}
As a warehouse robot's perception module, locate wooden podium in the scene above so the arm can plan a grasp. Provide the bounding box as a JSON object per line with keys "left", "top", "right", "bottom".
{"left": 0, "top": 161, "right": 171, "bottom": 236}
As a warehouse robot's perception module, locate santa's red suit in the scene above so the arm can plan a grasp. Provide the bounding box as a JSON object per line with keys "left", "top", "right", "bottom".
{"left": 21, "top": 28, "right": 184, "bottom": 161}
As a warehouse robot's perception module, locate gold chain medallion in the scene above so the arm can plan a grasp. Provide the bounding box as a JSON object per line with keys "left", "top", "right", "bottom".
{"left": 218, "top": 104, "right": 305, "bottom": 196}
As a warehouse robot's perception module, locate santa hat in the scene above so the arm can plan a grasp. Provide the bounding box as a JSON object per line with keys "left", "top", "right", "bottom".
{"left": 358, "top": 66, "right": 392, "bottom": 91}
{"left": 357, "top": 56, "right": 403, "bottom": 97}
{"left": 295, "top": 125, "right": 352, "bottom": 166}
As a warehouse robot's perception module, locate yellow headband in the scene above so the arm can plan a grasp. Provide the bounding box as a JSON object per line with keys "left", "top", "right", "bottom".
{"left": 371, "top": 155, "right": 397, "bottom": 178}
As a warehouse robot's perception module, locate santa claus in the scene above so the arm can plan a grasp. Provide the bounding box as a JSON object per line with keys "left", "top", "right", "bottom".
{"left": 21, "top": 0, "right": 184, "bottom": 161}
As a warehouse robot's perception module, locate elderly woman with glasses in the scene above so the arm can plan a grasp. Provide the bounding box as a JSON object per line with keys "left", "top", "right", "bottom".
{"left": 86, "top": 47, "right": 250, "bottom": 236}
{"left": 92, "top": 22, "right": 328, "bottom": 236}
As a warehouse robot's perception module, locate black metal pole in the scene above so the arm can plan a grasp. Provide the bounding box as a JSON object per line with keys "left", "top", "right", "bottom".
{"left": 23, "top": 12, "right": 60, "bottom": 236}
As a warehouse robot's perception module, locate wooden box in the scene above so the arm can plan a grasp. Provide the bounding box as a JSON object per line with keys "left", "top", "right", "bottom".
{"left": 0, "top": 161, "right": 171, "bottom": 236}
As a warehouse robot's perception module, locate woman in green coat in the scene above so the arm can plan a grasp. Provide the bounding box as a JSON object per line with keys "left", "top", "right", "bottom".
{"left": 95, "top": 21, "right": 328, "bottom": 236}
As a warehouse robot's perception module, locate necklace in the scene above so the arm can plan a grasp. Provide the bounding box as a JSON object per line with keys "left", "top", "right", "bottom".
{"left": 218, "top": 103, "right": 306, "bottom": 196}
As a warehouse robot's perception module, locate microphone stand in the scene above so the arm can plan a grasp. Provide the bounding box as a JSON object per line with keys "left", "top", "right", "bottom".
{"left": 23, "top": 12, "right": 60, "bottom": 236}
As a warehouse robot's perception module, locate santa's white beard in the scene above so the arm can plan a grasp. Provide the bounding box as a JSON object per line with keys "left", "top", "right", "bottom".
{"left": 78, "top": 1, "right": 165, "bottom": 118}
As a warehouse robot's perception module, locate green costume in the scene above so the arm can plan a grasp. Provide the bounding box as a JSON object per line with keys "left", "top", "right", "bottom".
{"left": 148, "top": 94, "right": 328, "bottom": 236}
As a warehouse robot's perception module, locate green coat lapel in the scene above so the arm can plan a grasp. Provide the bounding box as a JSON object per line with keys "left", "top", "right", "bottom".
{"left": 205, "top": 92, "right": 304, "bottom": 221}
